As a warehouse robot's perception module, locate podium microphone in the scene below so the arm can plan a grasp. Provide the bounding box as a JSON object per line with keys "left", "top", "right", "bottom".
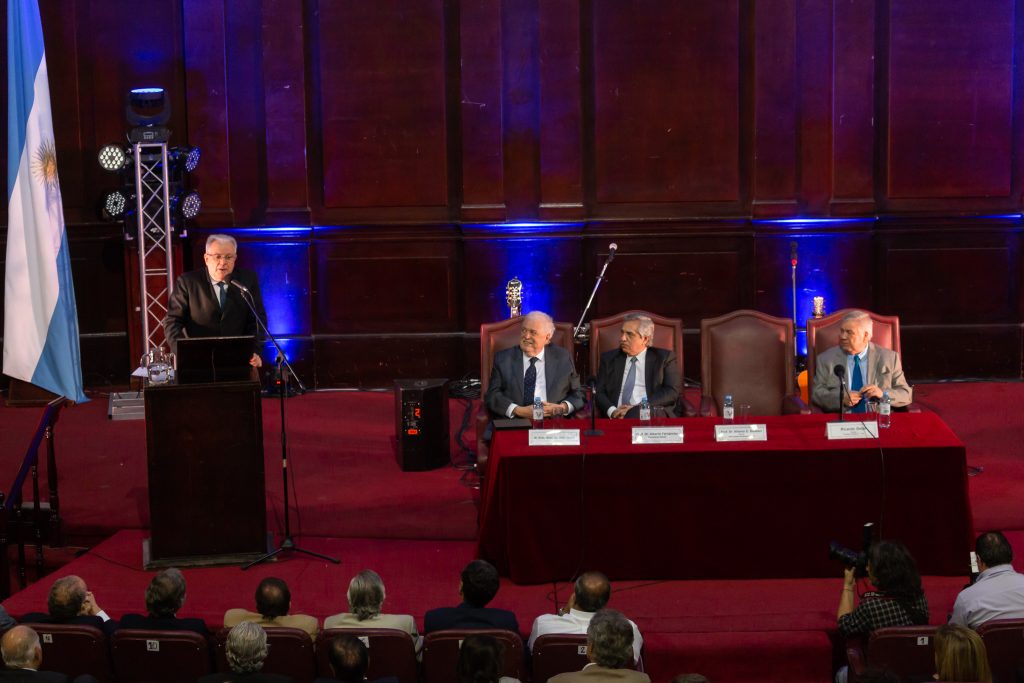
{"left": 226, "top": 276, "right": 250, "bottom": 294}
{"left": 833, "top": 365, "right": 847, "bottom": 422}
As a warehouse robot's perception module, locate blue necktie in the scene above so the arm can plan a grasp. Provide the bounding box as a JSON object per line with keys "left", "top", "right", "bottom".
{"left": 621, "top": 357, "right": 638, "bottom": 405}
{"left": 523, "top": 357, "right": 538, "bottom": 405}
{"left": 850, "top": 355, "right": 866, "bottom": 413}
{"left": 216, "top": 281, "right": 227, "bottom": 308}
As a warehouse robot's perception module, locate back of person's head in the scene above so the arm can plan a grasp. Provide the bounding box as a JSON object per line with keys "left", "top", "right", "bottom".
{"left": 145, "top": 567, "right": 187, "bottom": 618}
{"left": 347, "top": 569, "right": 386, "bottom": 621}
{"left": 255, "top": 577, "right": 291, "bottom": 618}
{"left": 327, "top": 634, "right": 369, "bottom": 683}
{"left": 586, "top": 608, "right": 634, "bottom": 669}
{"left": 461, "top": 560, "right": 500, "bottom": 608}
{"left": 226, "top": 622, "right": 268, "bottom": 674}
{"left": 935, "top": 623, "right": 992, "bottom": 683}
{"left": 455, "top": 634, "right": 505, "bottom": 683}
{"left": 574, "top": 571, "right": 611, "bottom": 613}
{"left": 1, "top": 626, "right": 41, "bottom": 670}
{"left": 671, "top": 675, "right": 710, "bottom": 683}
{"left": 869, "top": 540, "right": 924, "bottom": 606}
{"left": 48, "top": 575, "right": 86, "bottom": 620}
{"left": 976, "top": 531, "right": 1014, "bottom": 568}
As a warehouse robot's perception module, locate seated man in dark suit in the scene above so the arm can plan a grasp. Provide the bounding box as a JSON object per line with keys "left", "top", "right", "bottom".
{"left": 198, "top": 622, "right": 293, "bottom": 683}
{"left": 0, "top": 625, "right": 96, "bottom": 682}
{"left": 485, "top": 311, "right": 584, "bottom": 421}
{"left": 21, "top": 576, "right": 117, "bottom": 636}
{"left": 423, "top": 560, "right": 519, "bottom": 633}
{"left": 120, "top": 568, "right": 208, "bottom": 635}
{"left": 163, "top": 234, "right": 267, "bottom": 367}
{"left": 595, "top": 314, "right": 680, "bottom": 418}
{"left": 313, "top": 634, "right": 398, "bottom": 683}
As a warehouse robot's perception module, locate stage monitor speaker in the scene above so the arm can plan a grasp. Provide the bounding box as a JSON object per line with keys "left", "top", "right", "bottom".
{"left": 394, "top": 378, "right": 450, "bottom": 471}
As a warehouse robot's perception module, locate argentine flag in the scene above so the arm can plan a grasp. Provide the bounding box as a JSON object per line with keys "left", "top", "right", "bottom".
{"left": 4, "top": 0, "right": 86, "bottom": 403}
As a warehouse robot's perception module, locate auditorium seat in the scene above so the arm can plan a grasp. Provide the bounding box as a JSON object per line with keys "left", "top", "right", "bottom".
{"left": 699, "top": 309, "right": 808, "bottom": 416}
{"left": 977, "top": 617, "right": 1024, "bottom": 683}
{"left": 215, "top": 625, "right": 315, "bottom": 683}
{"left": 588, "top": 309, "right": 696, "bottom": 417}
{"left": 531, "top": 633, "right": 643, "bottom": 682}
{"left": 421, "top": 629, "right": 523, "bottom": 683}
{"left": 845, "top": 625, "right": 937, "bottom": 683}
{"left": 315, "top": 627, "right": 418, "bottom": 683}
{"left": 20, "top": 622, "right": 110, "bottom": 682}
{"left": 111, "top": 629, "right": 212, "bottom": 683}
{"left": 476, "top": 316, "right": 576, "bottom": 475}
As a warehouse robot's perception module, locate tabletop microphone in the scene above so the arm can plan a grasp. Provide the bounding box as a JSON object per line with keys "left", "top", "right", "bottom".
{"left": 834, "top": 365, "right": 847, "bottom": 422}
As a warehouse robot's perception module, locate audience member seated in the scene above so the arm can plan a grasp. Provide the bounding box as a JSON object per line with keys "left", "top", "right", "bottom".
{"left": 548, "top": 609, "right": 649, "bottom": 682}
{"left": 455, "top": 634, "right": 520, "bottom": 683}
{"left": 198, "top": 622, "right": 293, "bottom": 683}
{"left": 312, "top": 634, "right": 398, "bottom": 683}
{"left": 933, "top": 623, "right": 992, "bottom": 683}
{"left": 0, "top": 625, "right": 97, "bottom": 682}
{"left": 424, "top": 560, "right": 518, "bottom": 634}
{"left": 529, "top": 571, "right": 643, "bottom": 663}
{"left": 950, "top": 531, "right": 1024, "bottom": 629}
{"left": 324, "top": 570, "right": 418, "bottom": 644}
{"left": 0, "top": 607, "right": 15, "bottom": 636}
{"left": 670, "top": 676, "right": 709, "bottom": 683}
{"left": 225, "top": 577, "right": 318, "bottom": 639}
{"left": 21, "top": 576, "right": 117, "bottom": 636}
{"left": 594, "top": 314, "right": 680, "bottom": 419}
{"left": 120, "top": 568, "right": 208, "bottom": 635}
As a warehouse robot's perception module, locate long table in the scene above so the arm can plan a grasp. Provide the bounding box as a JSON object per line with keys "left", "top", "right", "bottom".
{"left": 478, "top": 412, "right": 973, "bottom": 584}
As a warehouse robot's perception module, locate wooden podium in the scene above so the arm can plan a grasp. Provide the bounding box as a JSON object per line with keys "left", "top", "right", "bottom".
{"left": 143, "top": 380, "right": 266, "bottom": 567}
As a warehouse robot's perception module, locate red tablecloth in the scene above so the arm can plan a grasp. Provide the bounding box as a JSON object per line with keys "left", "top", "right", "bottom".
{"left": 478, "top": 412, "right": 973, "bottom": 584}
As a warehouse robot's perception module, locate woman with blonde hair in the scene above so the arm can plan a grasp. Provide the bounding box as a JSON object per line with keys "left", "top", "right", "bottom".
{"left": 934, "top": 623, "right": 992, "bottom": 683}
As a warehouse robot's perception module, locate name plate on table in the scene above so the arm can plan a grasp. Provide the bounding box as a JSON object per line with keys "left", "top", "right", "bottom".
{"left": 632, "top": 427, "right": 685, "bottom": 444}
{"left": 826, "top": 421, "right": 879, "bottom": 440}
{"left": 528, "top": 429, "right": 581, "bottom": 446}
{"left": 714, "top": 424, "right": 767, "bottom": 442}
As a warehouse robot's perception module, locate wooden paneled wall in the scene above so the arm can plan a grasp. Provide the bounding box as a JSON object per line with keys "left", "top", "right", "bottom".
{"left": 0, "top": 0, "right": 1022, "bottom": 388}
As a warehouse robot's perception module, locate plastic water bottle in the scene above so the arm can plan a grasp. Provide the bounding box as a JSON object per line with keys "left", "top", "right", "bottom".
{"left": 722, "top": 394, "right": 735, "bottom": 423}
{"left": 532, "top": 396, "right": 544, "bottom": 427}
{"left": 639, "top": 396, "right": 651, "bottom": 422}
{"left": 878, "top": 391, "right": 891, "bottom": 429}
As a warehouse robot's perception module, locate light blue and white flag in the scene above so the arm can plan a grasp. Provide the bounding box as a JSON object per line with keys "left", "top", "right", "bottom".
{"left": 4, "top": 0, "right": 86, "bottom": 403}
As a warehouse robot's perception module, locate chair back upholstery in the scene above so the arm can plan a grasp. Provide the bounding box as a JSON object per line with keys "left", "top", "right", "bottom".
{"left": 851, "top": 626, "right": 937, "bottom": 683}
{"left": 315, "top": 628, "right": 418, "bottom": 683}
{"left": 532, "top": 633, "right": 591, "bottom": 683}
{"left": 111, "top": 629, "right": 212, "bottom": 683}
{"left": 700, "top": 310, "right": 795, "bottom": 416}
{"left": 422, "top": 629, "right": 524, "bottom": 683}
{"left": 806, "top": 309, "right": 901, "bottom": 385}
{"left": 215, "top": 626, "right": 315, "bottom": 683}
{"left": 22, "top": 622, "right": 110, "bottom": 682}
{"left": 479, "top": 316, "right": 575, "bottom": 395}
{"left": 978, "top": 617, "right": 1024, "bottom": 683}
{"left": 588, "top": 310, "right": 683, "bottom": 385}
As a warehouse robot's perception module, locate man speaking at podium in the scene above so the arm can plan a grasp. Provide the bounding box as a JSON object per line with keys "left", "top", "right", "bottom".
{"left": 163, "top": 234, "right": 266, "bottom": 368}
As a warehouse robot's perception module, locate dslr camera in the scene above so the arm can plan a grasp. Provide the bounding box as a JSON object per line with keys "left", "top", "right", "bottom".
{"left": 828, "top": 522, "right": 874, "bottom": 577}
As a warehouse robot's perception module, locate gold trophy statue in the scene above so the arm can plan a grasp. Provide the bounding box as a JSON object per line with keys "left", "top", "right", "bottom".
{"left": 812, "top": 296, "right": 826, "bottom": 319}
{"left": 505, "top": 277, "right": 523, "bottom": 318}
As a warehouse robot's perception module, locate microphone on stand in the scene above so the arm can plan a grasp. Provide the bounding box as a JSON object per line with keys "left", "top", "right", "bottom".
{"left": 584, "top": 377, "right": 603, "bottom": 437}
{"left": 607, "top": 242, "right": 618, "bottom": 263}
{"left": 833, "top": 365, "right": 847, "bottom": 422}
{"left": 226, "top": 276, "right": 250, "bottom": 295}
{"left": 790, "top": 241, "right": 798, "bottom": 267}
{"left": 574, "top": 243, "right": 620, "bottom": 341}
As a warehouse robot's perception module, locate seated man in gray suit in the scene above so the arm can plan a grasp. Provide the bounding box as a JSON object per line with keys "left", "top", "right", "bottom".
{"left": 549, "top": 609, "right": 649, "bottom": 682}
{"left": 595, "top": 314, "right": 679, "bottom": 418}
{"left": 485, "top": 311, "right": 584, "bottom": 420}
{"left": 811, "top": 310, "right": 912, "bottom": 413}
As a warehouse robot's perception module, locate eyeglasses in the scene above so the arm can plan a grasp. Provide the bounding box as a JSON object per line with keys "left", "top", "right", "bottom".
{"left": 205, "top": 253, "right": 236, "bottom": 262}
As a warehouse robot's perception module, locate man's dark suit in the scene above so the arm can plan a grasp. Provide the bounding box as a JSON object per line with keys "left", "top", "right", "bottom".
{"left": 197, "top": 674, "right": 292, "bottom": 683}
{"left": 118, "top": 613, "right": 209, "bottom": 636}
{"left": 423, "top": 603, "right": 519, "bottom": 634}
{"left": 19, "top": 614, "right": 117, "bottom": 638}
{"left": 484, "top": 345, "right": 584, "bottom": 419}
{"left": 594, "top": 347, "right": 680, "bottom": 418}
{"left": 163, "top": 268, "right": 266, "bottom": 354}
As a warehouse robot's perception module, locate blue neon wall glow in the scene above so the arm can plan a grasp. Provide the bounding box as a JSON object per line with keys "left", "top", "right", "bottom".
{"left": 484, "top": 237, "right": 564, "bottom": 319}
{"left": 240, "top": 241, "right": 309, "bottom": 338}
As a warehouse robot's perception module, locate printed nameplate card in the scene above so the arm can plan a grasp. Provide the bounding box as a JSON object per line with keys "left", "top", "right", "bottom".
{"left": 528, "top": 429, "right": 581, "bottom": 446}
{"left": 826, "top": 421, "right": 879, "bottom": 440}
{"left": 714, "top": 424, "right": 768, "bottom": 442}
{"left": 631, "top": 427, "right": 685, "bottom": 444}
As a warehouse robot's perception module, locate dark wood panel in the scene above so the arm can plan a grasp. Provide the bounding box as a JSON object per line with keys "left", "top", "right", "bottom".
{"left": 831, "top": 0, "right": 875, "bottom": 212}
{"left": 315, "top": 334, "right": 467, "bottom": 388}
{"left": 501, "top": 0, "right": 541, "bottom": 218}
{"left": 885, "top": 0, "right": 1015, "bottom": 201}
{"left": 903, "top": 325, "right": 1022, "bottom": 380}
{"left": 590, "top": 0, "right": 742, "bottom": 206}
{"left": 317, "top": 0, "right": 448, "bottom": 209}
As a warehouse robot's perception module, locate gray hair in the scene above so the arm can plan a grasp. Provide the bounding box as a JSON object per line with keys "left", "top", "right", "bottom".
{"left": 1, "top": 626, "right": 40, "bottom": 669}
{"left": 48, "top": 575, "right": 87, "bottom": 620}
{"left": 623, "top": 313, "right": 655, "bottom": 341}
{"left": 205, "top": 234, "right": 237, "bottom": 252}
{"left": 347, "top": 569, "right": 385, "bottom": 621}
{"left": 145, "top": 567, "right": 186, "bottom": 618}
{"left": 587, "top": 608, "right": 634, "bottom": 669}
{"left": 226, "top": 622, "right": 268, "bottom": 673}
{"left": 841, "top": 310, "right": 873, "bottom": 337}
{"left": 522, "top": 310, "right": 555, "bottom": 335}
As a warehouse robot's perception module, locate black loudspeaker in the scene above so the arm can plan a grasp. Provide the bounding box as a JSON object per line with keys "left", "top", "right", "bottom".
{"left": 394, "top": 378, "right": 450, "bottom": 471}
